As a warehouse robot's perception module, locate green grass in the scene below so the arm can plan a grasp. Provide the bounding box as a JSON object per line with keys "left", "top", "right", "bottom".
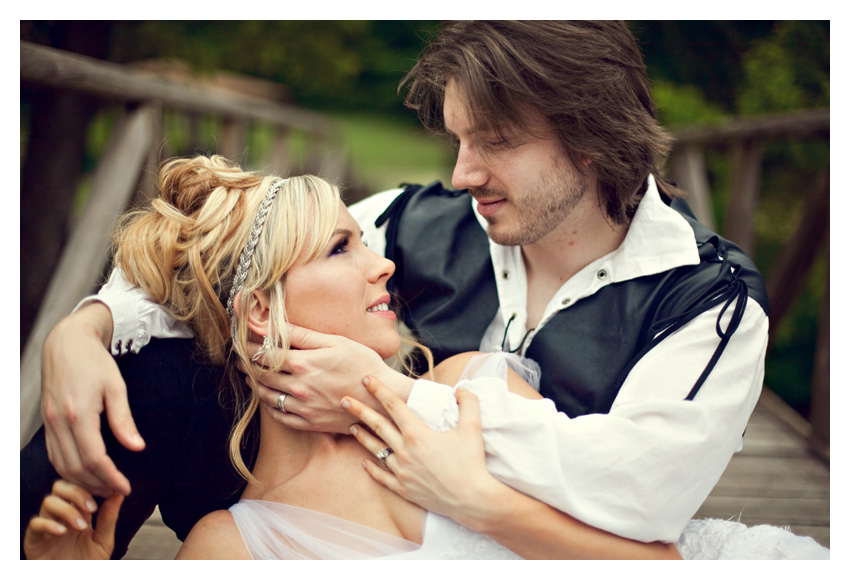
{"left": 332, "top": 112, "right": 455, "bottom": 193}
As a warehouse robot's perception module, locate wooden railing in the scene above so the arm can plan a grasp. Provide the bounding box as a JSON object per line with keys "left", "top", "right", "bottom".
{"left": 668, "top": 109, "right": 830, "bottom": 460}
{"left": 20, "top": 41, "right": 349, "bottom": 446}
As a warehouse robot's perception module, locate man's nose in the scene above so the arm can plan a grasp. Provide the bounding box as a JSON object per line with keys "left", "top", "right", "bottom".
{"left": 451, "top": 145, "right": 488, "bottom": 190}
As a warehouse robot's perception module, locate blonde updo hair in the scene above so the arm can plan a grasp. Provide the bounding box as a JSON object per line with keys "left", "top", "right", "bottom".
{"left": 113, "top": 155, "right": 342, "bottom": 480}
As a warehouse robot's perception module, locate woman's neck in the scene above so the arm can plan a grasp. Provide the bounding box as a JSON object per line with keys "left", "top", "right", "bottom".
{"left": 240, "top": 397, "right": 425, "bottom": 545}
{"left": 246, "top": 410, "right": 346, "bottom": 493}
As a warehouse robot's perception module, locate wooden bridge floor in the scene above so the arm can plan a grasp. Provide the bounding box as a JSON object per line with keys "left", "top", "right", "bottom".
{"left": 123, "top": 389, "right": 830, "bottom": 559}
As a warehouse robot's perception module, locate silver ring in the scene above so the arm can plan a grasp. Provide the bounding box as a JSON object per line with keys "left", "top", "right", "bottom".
{"left": 376, "top": 447, "right": 393, "bottom": 467}
{"left": 276, "top": 393, "right": 287, "bottom": 413}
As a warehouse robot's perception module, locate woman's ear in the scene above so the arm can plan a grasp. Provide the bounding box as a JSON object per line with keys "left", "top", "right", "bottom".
{"left": 233, "top": 290, "right": 271, "bottom": 337}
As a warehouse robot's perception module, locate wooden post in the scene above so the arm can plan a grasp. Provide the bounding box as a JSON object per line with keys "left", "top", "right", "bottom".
{"left": 669, "top": 145, "right": 716, "bottom": 230}
{"left": 132, "top": 103, "right": 165, "bottom": 207}
{"left": 268, "top": 126, "right": 291, "bottom": 176}
{"left": 221, "top": 117, "right": 246, "bottom": 164}
{"left": 20, "top": 103, "right": 157, "bottom": 447}
{"left": 808, "top": 230, "right": 829, "bottom": 461}
{"left": 765, "top": 172, "right": 830, "bottom": 349}
{"left": 723, "top": 139, "right": 763, "bottom": 257}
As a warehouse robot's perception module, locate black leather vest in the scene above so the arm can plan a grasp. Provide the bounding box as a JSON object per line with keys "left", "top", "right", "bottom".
{"left": 377, "top": 182, "right": 769, "bottom": 418}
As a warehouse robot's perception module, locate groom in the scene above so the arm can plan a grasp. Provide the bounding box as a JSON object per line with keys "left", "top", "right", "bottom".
{"left": 25, "top": 21, "right": 768, "bottom": 557}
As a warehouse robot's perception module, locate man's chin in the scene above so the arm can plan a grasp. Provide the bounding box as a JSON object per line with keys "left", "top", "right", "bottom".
{"left": 486, "top": 225, "right": 523, "bottom": 247}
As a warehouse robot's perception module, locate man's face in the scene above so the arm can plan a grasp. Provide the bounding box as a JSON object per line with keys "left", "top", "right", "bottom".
{"left": 444, "top": 79, "right": 591, "bottom": 247}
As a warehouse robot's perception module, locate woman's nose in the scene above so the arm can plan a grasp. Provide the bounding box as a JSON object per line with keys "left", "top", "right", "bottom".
{"left": 370, "top": 254, "right": 395, "bottom": 283}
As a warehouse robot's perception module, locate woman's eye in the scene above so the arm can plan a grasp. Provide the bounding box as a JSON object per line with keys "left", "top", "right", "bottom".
{"left": 331, "top": 238, "right": 349, "bottom": 256}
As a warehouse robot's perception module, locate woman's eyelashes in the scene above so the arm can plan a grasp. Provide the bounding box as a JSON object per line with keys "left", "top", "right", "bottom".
{"left": 330, "top": 235, "right": 350, "bottom": 256}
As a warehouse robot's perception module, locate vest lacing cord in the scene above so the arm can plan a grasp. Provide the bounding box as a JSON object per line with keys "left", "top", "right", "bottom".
{"left": 684, "top": 268, "right": 748, "bottom": 399}
{"left": 648, "top": 244, "right": 750, "bottom": 401}
{"left": 500, "top": 313, "right": 536, "bottom": 355}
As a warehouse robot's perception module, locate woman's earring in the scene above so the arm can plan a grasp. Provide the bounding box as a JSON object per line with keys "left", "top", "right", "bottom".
{"left": 252, "top": 335, "right": 274, "bottom": 362}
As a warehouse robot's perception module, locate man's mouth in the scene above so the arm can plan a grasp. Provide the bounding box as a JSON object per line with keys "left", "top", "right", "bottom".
{"left": 475, "top": 197, "right": 507, "bottom": 218}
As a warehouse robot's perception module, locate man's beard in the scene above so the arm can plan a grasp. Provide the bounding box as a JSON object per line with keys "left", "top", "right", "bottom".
{"left": 473, "top": 164, "right": 589, "bottom": 247}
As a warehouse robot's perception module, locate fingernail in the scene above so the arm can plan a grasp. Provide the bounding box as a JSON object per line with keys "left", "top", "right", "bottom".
{"left": 362, "top": 376, "right": 371, "bottom": 386}
{"left": 76, "top": 518, "right": 88, "bottom": 530}
{"left": 55, "top": 523, "right": 67, "bottom": 534}
{"left": 350, "top": 425, "right": 358, "bottom": 435}
{"left": 341, "top": 399, "right": 351, "bottom": 410}
{"left": 86, "top": 499, "right": 97, "bottom": 512}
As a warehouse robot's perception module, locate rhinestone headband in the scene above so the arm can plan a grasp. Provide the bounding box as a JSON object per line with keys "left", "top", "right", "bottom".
{"left": 226, "top": 178, "right": 288, "bottom": 317}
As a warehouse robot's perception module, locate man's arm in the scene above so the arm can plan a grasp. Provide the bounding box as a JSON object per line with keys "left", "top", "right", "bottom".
{"left": 404, "top": 298, "right": 768, "bottom": 543}
{"left": 40, "top": 268, "right": 191, "bottom": 496}
{"left": 345, "top": 374, "right": 681, "bottom": 559}
{"left": 40, "top": 302, "right": 141, "bottom": 497}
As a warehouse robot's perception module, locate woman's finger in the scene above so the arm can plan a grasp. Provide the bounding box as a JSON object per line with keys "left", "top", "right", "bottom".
{"left": 349, "top": 424, "right": 397, "bottom": 470}
{"left": 455, "top": 388, "right": 483, "bottom": 435}
{"left": 361, "top": 457, "right": 406, "bottom": 495}
{"left": 51, "top": 480, "right": 99, "bottom": 515}
{"left": 94, "top": 493, "right": 125, "bottom": 553}
{"left": 360, "top": 376, "right": 422, "bottom": 430}
{"left": 341, "top": 394, "right": 403, "bottom": 450}
{"left": 39, "top": 495, "right": 89, "bottom": 532}
{"left": 256, "top": 382, "right": 301, "bottom": 417}
{"left": 27, "top": 515, "right": 69, "bottom": 537}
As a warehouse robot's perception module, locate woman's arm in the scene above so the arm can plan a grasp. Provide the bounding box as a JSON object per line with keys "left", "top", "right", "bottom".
{"left": 343, "top": 374, "right": 680, "bottom": 560}
{"left": 175, "top": 511, "right": 250, "bottom": 560}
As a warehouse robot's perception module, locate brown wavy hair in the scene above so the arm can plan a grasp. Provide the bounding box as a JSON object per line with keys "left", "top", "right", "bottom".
{"left": 401, "top": 20, "right": 678, "bottom": 224}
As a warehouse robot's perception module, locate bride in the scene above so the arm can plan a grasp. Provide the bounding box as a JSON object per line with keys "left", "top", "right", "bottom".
{"left": 24, "top": 155, "right": 828, "bottom": 560}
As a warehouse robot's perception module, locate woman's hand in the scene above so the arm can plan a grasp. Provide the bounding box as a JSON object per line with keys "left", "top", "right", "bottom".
{"left": 40, "top": 303, "right": 143, "bottom": 497}
{"left": 341, "top": 375, "right": 502, "bottom": 528}
{"left": 24, "top": 480, "right": 124, "bottom": 560}
{"left": 241, "top": 325, "right": 415, "bottom": 434}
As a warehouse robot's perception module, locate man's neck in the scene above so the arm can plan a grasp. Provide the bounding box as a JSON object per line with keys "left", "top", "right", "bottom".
{"left": 521, "top": 198, "right": 629, "bottom": 329}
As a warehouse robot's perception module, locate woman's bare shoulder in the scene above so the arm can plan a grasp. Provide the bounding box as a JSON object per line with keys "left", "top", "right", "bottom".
{"left": 175, "top": 509, "right": 250, "bottom": 560}
{"left": 432, "top": 352, "right": 483, "bottom": 385}
{"left": 434, "top": 351, "right": 542, "bottom": 400}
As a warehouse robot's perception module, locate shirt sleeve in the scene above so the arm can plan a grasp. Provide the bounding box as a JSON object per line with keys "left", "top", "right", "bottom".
{"left": 73, "top": 268, "right": 193, "bottom": 355}
{"left": 406, "top": 297, "right": 768, "bottom": 543}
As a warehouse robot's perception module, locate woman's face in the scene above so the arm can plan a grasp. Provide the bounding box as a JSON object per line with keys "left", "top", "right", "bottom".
{"left": 284, "top": 203, "right": 400, "bottom": 359}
